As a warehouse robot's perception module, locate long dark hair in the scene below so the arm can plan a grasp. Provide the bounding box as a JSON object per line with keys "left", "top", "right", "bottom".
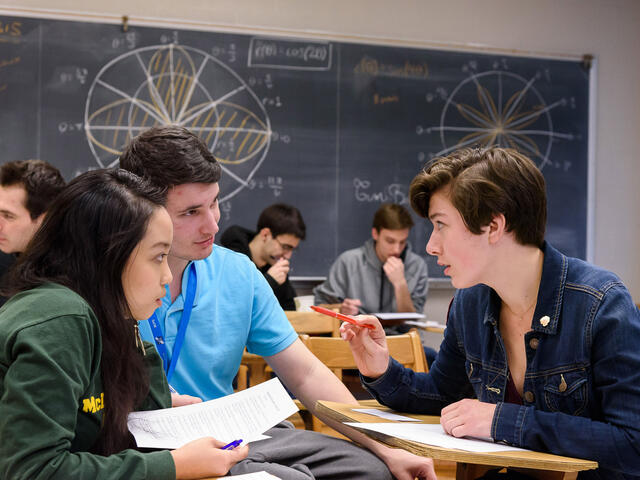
{"left": 5, "top": 168, "right": 166, "bottom": 455}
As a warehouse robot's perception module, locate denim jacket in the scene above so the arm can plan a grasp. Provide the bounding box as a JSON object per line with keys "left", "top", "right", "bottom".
{"left": 363, "top": 242, "right": 640, "bottom": 479}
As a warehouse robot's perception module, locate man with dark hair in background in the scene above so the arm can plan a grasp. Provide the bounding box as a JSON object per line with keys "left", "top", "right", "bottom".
{"left": 0, "top": 160, "right": 66, "bottom": 305}
{"left": 220, "top": 203, "right": 306, "bottom": 310}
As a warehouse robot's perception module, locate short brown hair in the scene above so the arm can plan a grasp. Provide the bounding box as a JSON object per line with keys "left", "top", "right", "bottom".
{"left": 409, "top": 147, "right": 546, "bottom": 247}
{"left": 0, "top": 159, "right": 66, "bottom": 219}
{"left": 372, "top": 203, "right": 414, "bottom": 232}
{"left": 119, "top": 125, "right": 221, "bottom": 197}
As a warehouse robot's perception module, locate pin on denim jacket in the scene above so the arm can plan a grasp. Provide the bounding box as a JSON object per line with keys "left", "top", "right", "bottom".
{"left": 363, "top": 242, "right": 640, "bottom": 479}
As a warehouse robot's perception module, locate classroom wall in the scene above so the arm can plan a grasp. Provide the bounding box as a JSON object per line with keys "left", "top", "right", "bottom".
{"left": 2, "top": 0, "right": 639, "bottom": 311}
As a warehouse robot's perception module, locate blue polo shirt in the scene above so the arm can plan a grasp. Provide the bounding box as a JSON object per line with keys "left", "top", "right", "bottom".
{"left": 138, "top": 245, "right": 298, "bottom": 400}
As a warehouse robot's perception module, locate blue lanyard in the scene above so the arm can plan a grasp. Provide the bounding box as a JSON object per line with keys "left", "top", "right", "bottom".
{"left": 147, "top": 262, "right": 197, "bottom": 383}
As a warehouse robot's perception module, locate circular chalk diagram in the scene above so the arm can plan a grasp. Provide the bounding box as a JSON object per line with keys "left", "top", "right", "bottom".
{"left": 85, "top": 44, "right": 271, "bottom": 201}
{"left": 425, "top": 70, "right": 573, "bottom": 170}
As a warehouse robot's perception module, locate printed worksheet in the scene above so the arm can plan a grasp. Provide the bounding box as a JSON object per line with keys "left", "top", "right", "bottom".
{"left": 128, "top": 378, "right": 298, "bottom": 449}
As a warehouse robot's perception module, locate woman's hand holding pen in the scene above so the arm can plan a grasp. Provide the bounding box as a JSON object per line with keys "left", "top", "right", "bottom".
{"left": 340, "top": 315, "right": 390, "bottom": 379}
{"left": 171, "top": 437, "right": 248, "bottom": 479}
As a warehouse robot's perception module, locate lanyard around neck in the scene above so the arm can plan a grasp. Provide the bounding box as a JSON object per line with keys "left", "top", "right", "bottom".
{"left": 147, "top": 262, "right": 197, "bottom": 383}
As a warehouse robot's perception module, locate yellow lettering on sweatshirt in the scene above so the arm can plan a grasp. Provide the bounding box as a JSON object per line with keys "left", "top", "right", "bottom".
{"left": 82, "top": 392, "right": 105, "bottom": 413}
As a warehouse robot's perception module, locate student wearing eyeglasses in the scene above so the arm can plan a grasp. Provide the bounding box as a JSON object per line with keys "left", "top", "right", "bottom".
{"left": 220, "top": 203, "right": 306, "bottom": 310}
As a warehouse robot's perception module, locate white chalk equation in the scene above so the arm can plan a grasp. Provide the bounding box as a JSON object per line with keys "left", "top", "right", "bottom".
{"left": 248, "top": 37, "right": 332, "bottom": 71}
{"left": 353, "top": 178, "right": 408, "bottom": 204}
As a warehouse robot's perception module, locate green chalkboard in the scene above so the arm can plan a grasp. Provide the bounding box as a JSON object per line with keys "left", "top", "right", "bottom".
{"left": 0, "top": 15, "right": 590, "bottom": 277}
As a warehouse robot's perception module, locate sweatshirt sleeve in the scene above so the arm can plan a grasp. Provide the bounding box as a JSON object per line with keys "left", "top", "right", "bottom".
{"left": 407, "top": 253, "right": 429, "bottom": 313}
{"left": 0, "top": 315, "right": 176, "bottom": 480}
{"left": 313, "top": 253, "right": 350, "bottom": 305}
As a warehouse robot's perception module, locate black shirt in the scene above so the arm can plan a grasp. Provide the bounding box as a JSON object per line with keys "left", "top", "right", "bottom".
{"left": 219, "top": 225, "right": 297, "bottom": 310}
{"left": 0, "top": 251, "right": 16, "bottom": 307}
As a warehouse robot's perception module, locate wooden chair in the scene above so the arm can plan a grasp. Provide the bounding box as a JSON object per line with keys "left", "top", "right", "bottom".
{"left": 285, "top": 310, "right": 340, "bottom": 337}
{"left": 297, "top": 328, "right": 428, "bottom": 431}
{"left": 234, "top": 364, "right": 248, "bottom": 391}
{"left": 300, "top": 328, "right": 428, "bottom": 380}
{"left": 259, "top": 311, "right": 341, "bottom": 385}
{"left": 240, "top": 351, "right": 270, "bottom": 388}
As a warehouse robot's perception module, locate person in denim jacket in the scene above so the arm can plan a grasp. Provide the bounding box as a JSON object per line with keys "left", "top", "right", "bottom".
{"left": 341, "top": 147, "right": 640, "bottom": 479}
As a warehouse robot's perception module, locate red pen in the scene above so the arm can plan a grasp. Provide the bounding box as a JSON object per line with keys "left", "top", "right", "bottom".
{"left": 310, "top": 305, "right": 375, "bottom": 330}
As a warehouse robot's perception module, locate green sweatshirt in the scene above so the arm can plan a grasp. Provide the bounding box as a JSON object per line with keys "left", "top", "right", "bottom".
{"left": 0, "top": 283, "right": 176, "bottom": 480}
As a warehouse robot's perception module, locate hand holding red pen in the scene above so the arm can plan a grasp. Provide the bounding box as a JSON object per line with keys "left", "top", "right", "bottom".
{"left": 309, "top": 305, "right": 375, "bottom": 330}
{"left": 341, "top": 316, "right": 390, "bottom": 379}
{"left": 310, "top": 306, "right": 388, "bottom": 377}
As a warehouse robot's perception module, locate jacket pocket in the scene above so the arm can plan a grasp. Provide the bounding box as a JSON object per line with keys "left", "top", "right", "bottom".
{"left": 543, "top": 370, "right": 588, "bottom": 416}
{"left": 465, "top": 360, "right": 503, "bottom": 401}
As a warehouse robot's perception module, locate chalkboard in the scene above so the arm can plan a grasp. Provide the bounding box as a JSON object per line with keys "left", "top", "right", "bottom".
{"left": 0, "top": 15, "right": 590, "bottom": 278}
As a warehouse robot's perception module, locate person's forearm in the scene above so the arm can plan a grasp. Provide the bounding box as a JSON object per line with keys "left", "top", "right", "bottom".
{"left": 269, "top": 339, "right": 406, "bottom": 463}
{"left": 312, "top": 412, "right": 398, "bottom": 462}
{"left": 290, "top": 359, "right": 358, "bottom": 412}
{"left": 289, "top": 365, "right": 398, "bottom": 461}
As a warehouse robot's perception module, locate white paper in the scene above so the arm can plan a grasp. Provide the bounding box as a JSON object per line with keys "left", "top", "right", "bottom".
{"left": 294, "top": 295, "right": 314, "bottom": 311}
{"left": 128, "top": 378, "right": 298, "bottom": 449}
{"left": 353, "top": 408, "right": 421, "bottom": 422}
{"left": 404, "top": 320, "right": 447, "bottom": 330}
{"left": 345, "top": 422, "right": 527, "bottom": 453}
{"left": 248, "top": 434, "right": 271, "bottom": 442}
{"left": 374, "top": 312, "right": 425, "bottom": 320}
{"left": 227, "top": 473, "right": 282, "bottom": 479}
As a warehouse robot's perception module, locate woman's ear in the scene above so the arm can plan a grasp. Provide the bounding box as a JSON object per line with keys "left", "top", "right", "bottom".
{"left": 487, "top": 213, "right": 507, "bottom": 244}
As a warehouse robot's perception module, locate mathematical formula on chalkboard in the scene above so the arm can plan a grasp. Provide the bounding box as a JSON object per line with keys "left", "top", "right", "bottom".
{"left": 0, "top": 16, "right": 589, "bottom": 277}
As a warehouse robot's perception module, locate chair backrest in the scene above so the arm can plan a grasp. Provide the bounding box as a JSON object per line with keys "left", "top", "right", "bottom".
{"left": 300, "top": 328, "right": 428, "bottom": 380}
{"left": 285, "top": 311, "right": 340, "bottom": 336}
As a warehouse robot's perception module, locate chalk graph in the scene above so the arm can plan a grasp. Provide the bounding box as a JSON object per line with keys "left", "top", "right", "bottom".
{"left": 84, "top": 44, "right": 271, "bottom": 201}
{"left": 422, "top": 70, "right": 575, "bottom": 170}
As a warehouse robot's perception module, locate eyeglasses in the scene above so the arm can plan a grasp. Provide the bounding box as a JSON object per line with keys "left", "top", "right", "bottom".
{"left": 274, "top": 237, "right": 297, "bottom": 253}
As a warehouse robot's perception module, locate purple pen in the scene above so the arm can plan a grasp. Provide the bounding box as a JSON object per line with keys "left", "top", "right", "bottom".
{"left": 221, "top": 439, "right": 243, "bottom": 450}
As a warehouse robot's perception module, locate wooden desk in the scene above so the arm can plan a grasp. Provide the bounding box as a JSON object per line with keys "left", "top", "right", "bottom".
{"left": 316, "top": 400, "right": 597, "bottom": 480}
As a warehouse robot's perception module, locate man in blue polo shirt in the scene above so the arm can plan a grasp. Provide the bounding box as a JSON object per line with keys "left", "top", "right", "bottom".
{"left": 120, "top": 125, "right": 437, "bottom": 480}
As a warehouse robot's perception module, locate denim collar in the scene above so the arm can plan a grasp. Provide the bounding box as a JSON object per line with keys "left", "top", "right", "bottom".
{"left": 482, "top": 242, "right": 567, "bottom": 336}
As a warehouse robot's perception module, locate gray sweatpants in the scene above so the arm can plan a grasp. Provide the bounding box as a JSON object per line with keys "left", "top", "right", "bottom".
{"left": 228, "top": 421, "right": 393, "bottom": 480}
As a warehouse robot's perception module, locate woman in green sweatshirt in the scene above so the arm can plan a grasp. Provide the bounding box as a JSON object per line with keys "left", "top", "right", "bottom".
{"left": 0, "top": 168, "right": 247, "bottom": 479}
